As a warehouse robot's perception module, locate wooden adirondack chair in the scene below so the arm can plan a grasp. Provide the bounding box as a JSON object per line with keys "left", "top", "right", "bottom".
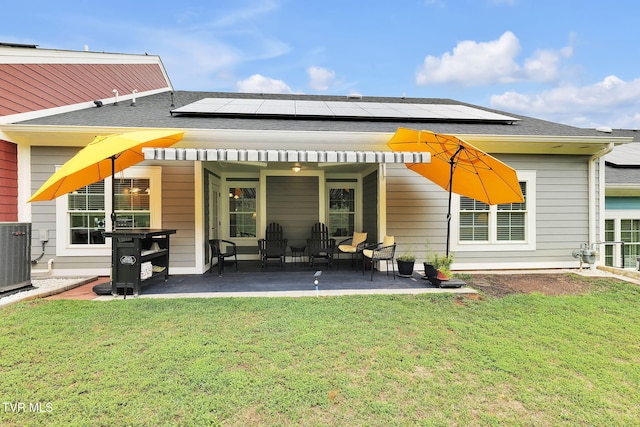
{"left": 306, "top": 222, "right": 336, "bottom": 268}
{"left": 258, "top": 222, "right": 288, "bottom": 267}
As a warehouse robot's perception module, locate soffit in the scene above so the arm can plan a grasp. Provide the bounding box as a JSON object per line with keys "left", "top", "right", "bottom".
{"left": 0, "top": 125, "right": 627, "bottom": 156}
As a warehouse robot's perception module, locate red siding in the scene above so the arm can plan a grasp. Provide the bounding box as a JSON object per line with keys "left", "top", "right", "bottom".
{"left": 0, "top": 140, "right": 18, "bottom": 221}
{"left": 0, "top": 63, "right": 170, "bottom": 116}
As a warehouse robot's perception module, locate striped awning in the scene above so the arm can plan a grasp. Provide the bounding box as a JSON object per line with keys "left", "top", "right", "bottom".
{"left": 142, "top": 147, "right": 430, "bottom": 163}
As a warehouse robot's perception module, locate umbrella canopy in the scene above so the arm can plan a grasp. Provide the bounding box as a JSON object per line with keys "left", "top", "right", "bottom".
{"left": 387, "top": 128, "right": 524, "bottom": 204}
{"left": 29, "top": 129, "right": 184, "bottom": 227}
{"left": 29, "top": 129, "right": 184, "bottom": 202}
{"left": 387, "top": 128, "right": 524, "bottom": 255}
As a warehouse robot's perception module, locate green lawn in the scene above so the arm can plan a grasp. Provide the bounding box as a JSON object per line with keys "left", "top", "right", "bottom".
{"left": 1, "top": 276, "right": 639, "bottom": 426}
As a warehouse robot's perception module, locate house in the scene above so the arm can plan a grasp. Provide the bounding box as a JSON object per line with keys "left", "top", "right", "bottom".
{"left": 0, "top": 43, "right": 633, "bottom": 276}
{"left": 602, "top": 130, "right": 640, "bottom": 268}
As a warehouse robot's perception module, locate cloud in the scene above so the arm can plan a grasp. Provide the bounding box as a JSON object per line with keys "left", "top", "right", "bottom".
{"left": 236, "top": 74, "right": 293, "bottom": 93}
{"left": 490, "top": 75, "right": 640, "bottom": 128}
{"left": 416, "top": 31, "right": 571, "bottom": 86}
{"left": 307, "top": 66, "right": 336, "bottom": 91}
{"left": 100, "top": 2, "right": 290, "bottom": 90}
{"left": 157, "top": 36, "right": 241, "bottom": 90}
{"left": 211, "top": 0, "right": 279, "bottom": 28}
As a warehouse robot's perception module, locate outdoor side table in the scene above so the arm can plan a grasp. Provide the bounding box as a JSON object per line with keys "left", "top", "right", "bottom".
{"left": 104, "top": 229, "right": 176, "bottom": 298}
{"left": 290, "top": 245, "right": 306, "bottom": 265}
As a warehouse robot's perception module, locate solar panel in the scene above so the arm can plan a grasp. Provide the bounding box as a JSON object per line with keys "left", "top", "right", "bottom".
{"left": 170, "top": 98, "right": 520, "bottom": 123}
{"left": 256, "top": 100, "right": 296, "bottom": 115}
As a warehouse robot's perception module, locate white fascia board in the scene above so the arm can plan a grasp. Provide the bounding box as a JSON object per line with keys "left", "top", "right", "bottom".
{"left": 458, "top": 134, "right": 633, "bottom": 155}
{"left": 0, "top": 46, "right": 163, "bottom": 64}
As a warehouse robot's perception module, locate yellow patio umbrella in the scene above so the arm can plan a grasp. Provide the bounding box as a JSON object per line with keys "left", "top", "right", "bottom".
{"left": 387, "top": 127, "right": 524, "bottom": 255}
{"left": 29, "top": 129, "right": 184, "bottom": 227}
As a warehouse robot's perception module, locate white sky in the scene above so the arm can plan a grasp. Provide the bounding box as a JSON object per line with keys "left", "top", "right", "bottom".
{"left": 3, "top": 0, "right": 640, "bottom": 129}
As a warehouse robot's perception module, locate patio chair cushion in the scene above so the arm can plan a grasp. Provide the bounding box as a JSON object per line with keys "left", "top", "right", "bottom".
{"left": 338, "top": 231, "right": 367, "bottom": 253}
{"left": 363, "top": 235, "right": 394, "bottom": 259}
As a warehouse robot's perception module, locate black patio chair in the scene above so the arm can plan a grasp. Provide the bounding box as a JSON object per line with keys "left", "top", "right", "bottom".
{"left": 258, "top": 222, "right": 288, "bottom": 267}
{"left": 307, "top": 222, "right": 336, "bottom": 268}
{"left": 362, "top": 236, "right": 396, "bottom": 281}
{"left": 209, "top": 239, "right": 239, "bottom": 276}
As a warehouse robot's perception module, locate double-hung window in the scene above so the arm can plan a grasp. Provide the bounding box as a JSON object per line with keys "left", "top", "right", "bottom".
{"left": 56, "top": 166, "right": 161, "bottom": 256}
{"left": 68, "top": 181, "right": 107, "bottom": 245}
{"left": 452, "top": 170, "right": 535, "bottom": 252}
{"left": 113, "top": 178, "right": 152, "bottom": 229}
{"left": 328, "top": 187, "right": 356, "bottom": 237}
{"left": 228, "top": 187, "right": 257, "bottom": 238}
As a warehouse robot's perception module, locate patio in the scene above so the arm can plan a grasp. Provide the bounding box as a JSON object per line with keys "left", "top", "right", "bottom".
{"left": 90, "top": 259, "right": 474, "bottom": 299}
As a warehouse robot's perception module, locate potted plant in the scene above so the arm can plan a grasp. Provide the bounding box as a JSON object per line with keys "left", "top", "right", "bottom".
{"left": 396, "top": 247, "right": 416, "bottom": 277}
{"left": 423, "top": 244, "right": 454, "bottom": 285}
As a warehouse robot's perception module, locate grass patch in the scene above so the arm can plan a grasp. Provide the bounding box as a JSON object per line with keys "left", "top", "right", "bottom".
{"left": 1, "top": 278, "right": 639, "bottom": 426}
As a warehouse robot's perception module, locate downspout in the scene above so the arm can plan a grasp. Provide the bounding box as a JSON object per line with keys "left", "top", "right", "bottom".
{"left": 589, "top": 142, "right": 614, "bottom": 265}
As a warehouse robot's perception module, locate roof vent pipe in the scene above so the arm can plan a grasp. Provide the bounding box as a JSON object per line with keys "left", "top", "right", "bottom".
{"left": 112, "top": 89, "right": 119, "bottom": 106}
{"left": 596, "top": 126, "right": 612, "bottom": 133}
{"left": 130, "top": 89, "right": 138, "bottom": 106}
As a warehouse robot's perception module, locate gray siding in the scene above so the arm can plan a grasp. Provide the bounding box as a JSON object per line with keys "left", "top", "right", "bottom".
{"left": 30, "top": 147, "right": 195, "bottom": 271}
{"left": 266, "top": 175, "right": 319, "bottom": 247}
{"left": 158, "top": 161, "right": 195, "bottom": 268}
{"left": 386, "top": 154, "right": 594, "bottom": 267}
{"left": 30, "top": 146, "right": 109, "bottom": 270}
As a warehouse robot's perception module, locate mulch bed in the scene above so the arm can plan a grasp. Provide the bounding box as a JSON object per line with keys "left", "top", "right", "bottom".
{"left": 464, "top": 273, "right": 597, "bottom": 298}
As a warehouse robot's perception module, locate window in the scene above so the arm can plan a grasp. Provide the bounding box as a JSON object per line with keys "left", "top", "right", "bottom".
{"left": 604, "top": 217, "right": 640, "bottom": 268}
{"left": 459, "top": 198, "right": 489, "bottom": 241}
{"left": 604, "top": 219, "right": 615, "bottom": 267}
{"left": 328, "top": 188, "right": 355, "bottom": 237}
{"left": 620, "top": 219, "right": 640, "bottom": 267}
{"left": 460, "top": 182, "right": 527, "bottom": 243}
{"left": 452, "top": 170, "right": 536, "bottom": 252}
{"left": 56, "top": 166, "right": 161, "bottom": 256}
{"left": 497, "top": 183, "right": 527, "bottom": 241}
{"left": 68, "top": 181, "right": 106, "bottom": 245}
{"left": 113, "top": 178, "right": 151, "bottom": 229}
{"left": 228, "top": 187, "right": 256, "bottom": 237}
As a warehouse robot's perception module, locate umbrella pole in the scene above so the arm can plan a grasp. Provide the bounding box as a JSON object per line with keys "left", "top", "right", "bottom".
{"left": 110, "top": 155, "right": 117, "bottom": 230}
{"left": 446, "top": 146, "right": 464, "bottom": 257}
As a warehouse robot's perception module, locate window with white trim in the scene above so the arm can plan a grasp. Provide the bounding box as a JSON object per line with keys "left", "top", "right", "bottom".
{"left": 56, "top": 166, "right": 161, "bottom": 256}
{"left": 603, "top": 217, "right": 640, "bottom": 268}
{"left": 228, "top": 186, "right": 257, "bottom": 237}
{"left": 326, "top": 178, "right": 361, "bottom": 238}
{"left": 68, "top": 180, "right": 107, "bottom": 245}
{"left": 113, "top": 178, "right": 152, "bottom": 229}
{"left": 328, "top": 187, "right": 356, "bottom": 237}
{"left": 452, "top": 170, "right": 536, "bottom": 252}
{"left": 460, "top": 182, "right": 527, "bottom": 242}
